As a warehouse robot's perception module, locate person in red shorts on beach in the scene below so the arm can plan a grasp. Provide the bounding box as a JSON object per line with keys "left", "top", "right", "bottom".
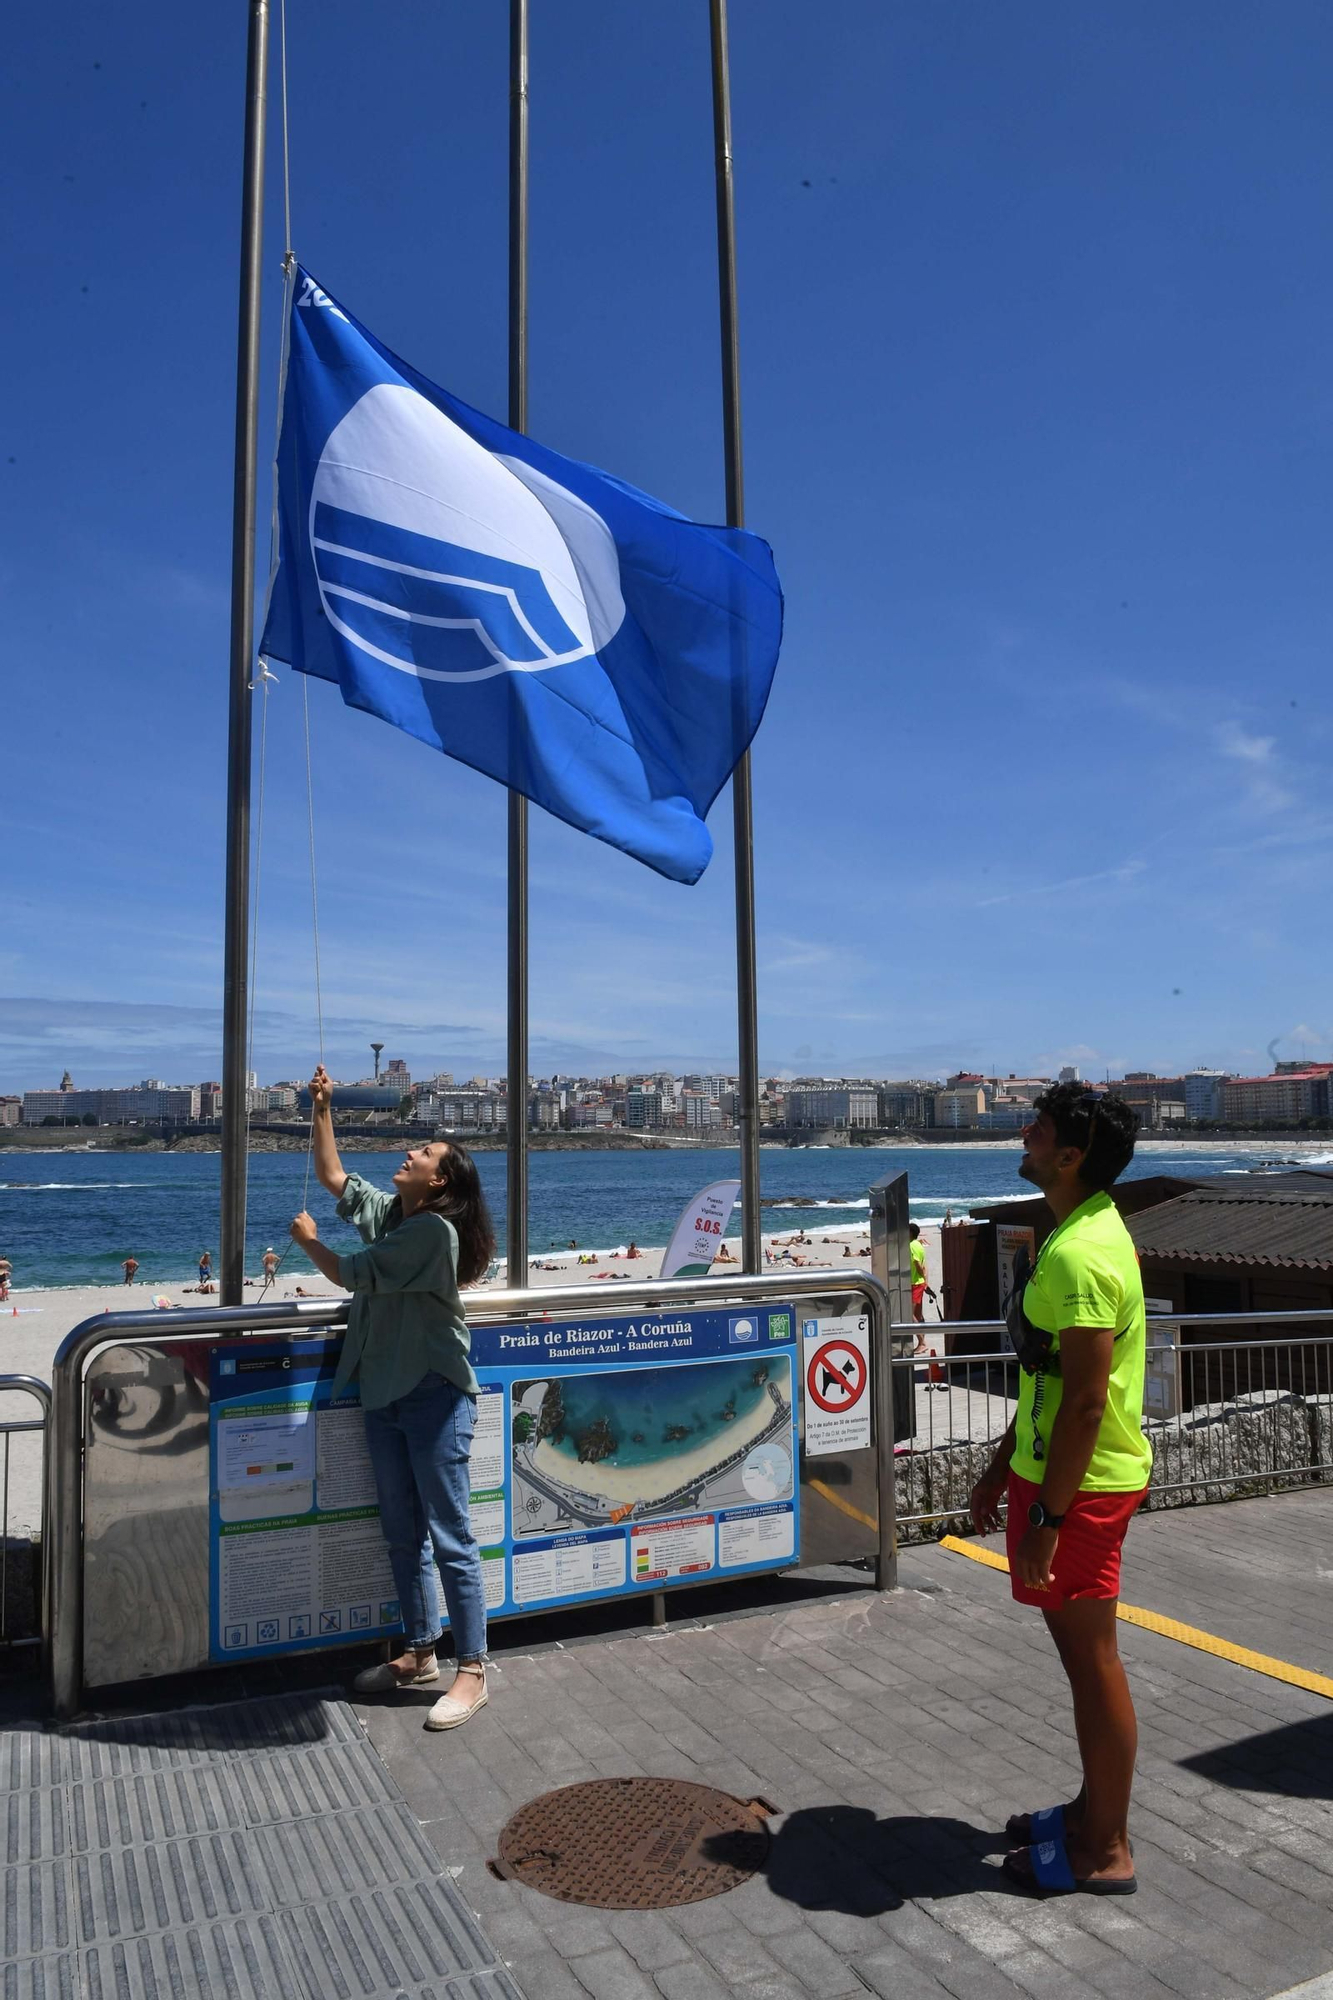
{"left": 970, "top": 1081, "right": 1150, "bottom": 1899}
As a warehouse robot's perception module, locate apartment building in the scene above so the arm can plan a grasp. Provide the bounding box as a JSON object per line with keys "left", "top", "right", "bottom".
{"left": 1184, "top": 1070, "right": 1230, "bottom": 1121}
{"left": 1221, "top": 1070, "right": 1332, "bottom": 1125}
{"left": 786, "top": 1085, "right": 878, "bottom": 1130}
{"left": 933, "top": 1085, "right": 986, "bottom": 1129}
{"left": 22, "top": 1084, "right": 200, "bottom": 1126}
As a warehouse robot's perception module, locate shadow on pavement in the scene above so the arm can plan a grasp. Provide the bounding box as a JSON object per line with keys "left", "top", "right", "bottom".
{"left": 708, "top": 1804, "right": 1010, "bottom": 1914}
{"left": 1180, "top": 1711, "right": 1333, "bottom": 1800}
{"left": 59, "top": 1683, "right": 350, "bottom": 1751}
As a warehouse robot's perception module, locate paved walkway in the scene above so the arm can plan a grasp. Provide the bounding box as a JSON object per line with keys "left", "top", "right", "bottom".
{"left": 4, "top": 1487, "right": 1333, "bottom": 1999}
{"left": 359, "top": 1487, "right": 1333, "bottom": 2000}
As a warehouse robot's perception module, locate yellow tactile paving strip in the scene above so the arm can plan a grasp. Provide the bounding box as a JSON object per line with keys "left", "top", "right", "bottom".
{"left": 807, "top": 1476, "right": 878, "bottom": 1533}
{"left": 939, "top": 1534, "right": 1333, "bottom": 1701}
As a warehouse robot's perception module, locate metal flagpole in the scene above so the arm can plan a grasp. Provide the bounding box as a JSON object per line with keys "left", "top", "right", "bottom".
{"left": 506, "top": 0, "right": 530, "bottom": 1287}
{"left": 221, "top": 0, "right": 271, "bottom": 1305}
{"left": 709, "top": 0, "right": 761, "bottom": 1273}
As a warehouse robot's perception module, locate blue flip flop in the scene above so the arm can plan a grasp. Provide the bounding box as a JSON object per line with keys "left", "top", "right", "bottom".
{"left": 1005, "top": 1803, "right": 1133, "bottom": 1855}
{"left": 1002, "top": 1822, "right": 1137, "bottom": 1898}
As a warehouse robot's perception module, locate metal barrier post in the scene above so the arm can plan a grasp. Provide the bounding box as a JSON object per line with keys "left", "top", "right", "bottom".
{"left": 869, "top": 1172, "right": 912, "bottom": 1589}
{"left": 870, "top": 1308, "right": 899, "bottom": 1592}
{"left": 47, "top": 1273, "right": 891, "bottom": 1719}
{"left": 46, "top": 1297, "right": 350, "bottom": 1720}
{"left": 0, "top": 1375, "right": 50, "bottom": 1654}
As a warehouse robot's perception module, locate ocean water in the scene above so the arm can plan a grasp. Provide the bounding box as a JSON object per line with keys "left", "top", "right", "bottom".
{"left": 0, "top": 1139, "right": 1319, "bottom": 1289}
{"left": 518, "top": 1353, "right": 781, "bottom": 1472}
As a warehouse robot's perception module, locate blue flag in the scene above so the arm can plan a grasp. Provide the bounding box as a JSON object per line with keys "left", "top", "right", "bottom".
{"left": 260, "top": 268, "right": 783, "bottom": 883}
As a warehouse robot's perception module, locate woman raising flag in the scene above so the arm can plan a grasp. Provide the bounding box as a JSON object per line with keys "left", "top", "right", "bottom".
{"left": 290, "top": 1064, "right": 495, "bottom": 1730}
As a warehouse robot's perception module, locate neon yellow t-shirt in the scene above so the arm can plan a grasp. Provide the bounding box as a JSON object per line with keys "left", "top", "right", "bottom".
{"left": 1011, "top": 1191, "right": 1152, "bottom": 1491}
{"left": 911, "top": 1240, "right": 927, "bottom": 1288}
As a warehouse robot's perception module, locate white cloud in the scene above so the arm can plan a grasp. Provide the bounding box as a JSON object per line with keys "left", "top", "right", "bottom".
{"left": 975, "top": 860, "right": 1146, "bottom": 910}
{"left": 1213, "top": 722, "right": 1295, "bottom": 814}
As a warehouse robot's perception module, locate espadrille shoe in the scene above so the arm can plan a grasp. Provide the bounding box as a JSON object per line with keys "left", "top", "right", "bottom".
{"left": 424, "top": 1668, "right": 488, "bottom": 1730}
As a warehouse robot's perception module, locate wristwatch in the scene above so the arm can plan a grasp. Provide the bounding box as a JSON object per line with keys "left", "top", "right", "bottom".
{"left": 1027, "top": 1499, "right": 1065, "bottom": 1530}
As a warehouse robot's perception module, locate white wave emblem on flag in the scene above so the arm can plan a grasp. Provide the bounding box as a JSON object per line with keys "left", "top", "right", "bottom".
{"left": 309, "top": 384, "right": 626, "bottom": 682}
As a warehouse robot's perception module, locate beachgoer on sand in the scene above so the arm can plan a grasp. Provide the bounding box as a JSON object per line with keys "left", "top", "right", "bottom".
{"left": 198, "top": 1251, "right": 212, "bottom": 1288}
{"left": 0, "top": 1257, "right": 10, "bottom": 1302}
{"left": 121, "top": 1256, "right": 138, "bottom": 1285}
{"left": 262, "top": 1246, "right": 279, "bottom": 1281}
{"left": 291, "top": 1063, "right": 494, "bottom": 1731}
{"left": 969, "top": 1084, "right": 1148, "bottom": 1899}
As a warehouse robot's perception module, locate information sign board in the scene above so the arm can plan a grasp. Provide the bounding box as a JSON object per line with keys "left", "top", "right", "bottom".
{"left": 208, "top": 1302, "right": 800, "bottom": 1662}
{"left": 209, "top": 1342, "right": 405, "bottom": 1662}
{"left": 801, "top": 1314, "right": 872, "bottom": 1455}
{"left": 477, "top": 1303, "right": 800, "bottom": 1613}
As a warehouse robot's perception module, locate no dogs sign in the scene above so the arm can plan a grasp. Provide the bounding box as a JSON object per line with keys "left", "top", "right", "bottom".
{"left": 802, "top": 1315, "right": 871, "bottom": 1456}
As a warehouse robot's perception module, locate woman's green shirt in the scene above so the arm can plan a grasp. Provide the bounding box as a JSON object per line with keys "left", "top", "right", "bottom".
{"left": 329, "top": 1172, "right": 478, "bottom": 1410}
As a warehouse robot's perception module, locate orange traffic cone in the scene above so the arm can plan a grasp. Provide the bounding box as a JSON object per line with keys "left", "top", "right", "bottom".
{"left": 927, "top": 1349, "right": 946, "bottom": 1388}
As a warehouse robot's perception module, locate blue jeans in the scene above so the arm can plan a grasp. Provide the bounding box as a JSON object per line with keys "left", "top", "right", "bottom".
{"left": 362, "top": 1372, "right": 488, "bottom": 1662}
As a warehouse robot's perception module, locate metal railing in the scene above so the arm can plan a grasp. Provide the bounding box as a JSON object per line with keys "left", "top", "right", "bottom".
{"left": 47, "top": 1270, "right": 894, "bottom": 1718}
{"left": 0, "top": 1375, "right": 51, "bottom": 1649}
{"left": 889, "top": 1308, "right": 1333, "bottom": 1537}
{"left": 38, "top": 1287, "right": 1332, "bottom": 1710}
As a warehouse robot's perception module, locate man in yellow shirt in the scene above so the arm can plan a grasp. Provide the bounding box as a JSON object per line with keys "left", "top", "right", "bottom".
{"left": 909, "top": 1222, "right": 936, "bottom": 1347}
{"left": 970, "top": 1082, "right": 1148, "bottom": 1899}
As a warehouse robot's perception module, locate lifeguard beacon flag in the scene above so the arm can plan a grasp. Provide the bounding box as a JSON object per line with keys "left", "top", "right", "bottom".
{"left": 260, "top": 269, "right": 783, "bottom": 883}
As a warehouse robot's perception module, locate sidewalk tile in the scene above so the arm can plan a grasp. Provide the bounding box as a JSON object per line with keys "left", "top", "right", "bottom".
{"left": 568, "top": 1944, "right": 660, "bottom": 2000}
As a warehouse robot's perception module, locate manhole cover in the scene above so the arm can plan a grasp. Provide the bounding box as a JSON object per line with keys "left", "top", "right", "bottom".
{"left": 488, "top": 1777, "right": 777, "bottom": 1909}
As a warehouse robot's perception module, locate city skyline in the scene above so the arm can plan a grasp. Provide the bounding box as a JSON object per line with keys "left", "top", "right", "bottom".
{"left": 12, "top": 1056, "right": 1330, "bottom": 1137}
{"left": 7, "top": 1048, "right": 1326, "bottom": 1100}
{"left": 2, "top": 994, "right": 1330, "bottom": 1098}
{"left": 4, "top": 6, "right": 1331, "bottom": 1094}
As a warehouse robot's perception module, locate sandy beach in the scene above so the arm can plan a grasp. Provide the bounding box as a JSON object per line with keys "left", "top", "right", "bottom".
{"left": 2, "top": 1217, "right": 930, "bottom": 1345}
{"left": 0, "top": 1222, "right": 940, "bottom": 1536}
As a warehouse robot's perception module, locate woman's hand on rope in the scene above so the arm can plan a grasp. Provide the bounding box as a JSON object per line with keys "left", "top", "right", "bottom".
{"left": 308, "top": 1064, "right": 348, "bottom": 1198}
{"left": 290, "top": 1210, "right": 318, "bottom": 1246}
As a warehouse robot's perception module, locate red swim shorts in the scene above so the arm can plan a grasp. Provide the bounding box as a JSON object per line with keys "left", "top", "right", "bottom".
{"left": 1006, "top": 1473, "right": 1145, "bottom": 1608}
{"left": 911, "top": 1283, "right": 926, "bottom": 1307}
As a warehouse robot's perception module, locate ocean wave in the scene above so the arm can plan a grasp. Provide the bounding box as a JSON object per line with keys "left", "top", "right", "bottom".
{"left": 0, "top": 1181, "right": 144, "bottom": 1191}
{"left": 909, "top": 1194, "right": 1002, "bottom": 1209}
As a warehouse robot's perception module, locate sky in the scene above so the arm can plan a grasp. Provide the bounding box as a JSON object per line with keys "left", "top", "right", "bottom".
{"left": 3, "top": 1, "right": 1331, "bottom": 1092}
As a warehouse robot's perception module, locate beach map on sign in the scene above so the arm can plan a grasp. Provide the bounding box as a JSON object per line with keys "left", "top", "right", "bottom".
{"left": 510, "top": 1351, "right": 794, "bottom": 1539}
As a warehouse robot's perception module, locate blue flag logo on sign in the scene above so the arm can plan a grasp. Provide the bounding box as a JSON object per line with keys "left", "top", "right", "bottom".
{"left": 260, "top": 268, "right": 783, "bottom": 882}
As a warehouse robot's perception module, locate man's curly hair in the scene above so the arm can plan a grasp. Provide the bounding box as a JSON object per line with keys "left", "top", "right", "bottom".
{"left": 1032, "top": 1080, "right": 1138, "bottom": 1193}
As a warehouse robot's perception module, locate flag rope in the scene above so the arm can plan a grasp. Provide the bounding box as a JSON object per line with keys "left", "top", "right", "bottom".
{"left": 254, "top": 1, "right": 321, "bottom": 1298}
{"left": 244, "top": 656, "right": 277, "bottom": 1186}
{"left": 300, "top": 670, "right": 325, "bottom": 1214}
{"left": 278, "top": 0, "right": 293, "bottom": 268}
